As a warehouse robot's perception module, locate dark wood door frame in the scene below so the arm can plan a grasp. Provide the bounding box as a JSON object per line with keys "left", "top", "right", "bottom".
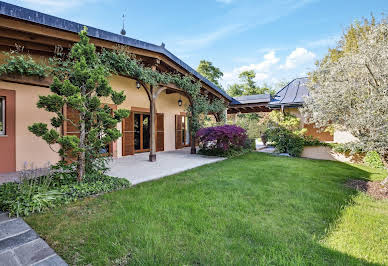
{"left": 134, "top": 111, "right": 151, "bottom": 153}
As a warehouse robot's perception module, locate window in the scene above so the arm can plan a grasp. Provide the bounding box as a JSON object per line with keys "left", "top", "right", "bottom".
{"left": 0, "top": 97, "right": 4, "bottom": 135}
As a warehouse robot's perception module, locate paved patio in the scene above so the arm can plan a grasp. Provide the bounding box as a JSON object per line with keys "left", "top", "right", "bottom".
{"left": 107, "top": 147, "right": 225, "bottom": 185}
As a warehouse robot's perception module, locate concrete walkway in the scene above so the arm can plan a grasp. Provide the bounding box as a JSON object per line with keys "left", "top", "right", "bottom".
{"left": 0, "top": 212, "right": 67, "bottom": 266}
{"left": 107, "top": 147, "right": 225, "bottom": 185}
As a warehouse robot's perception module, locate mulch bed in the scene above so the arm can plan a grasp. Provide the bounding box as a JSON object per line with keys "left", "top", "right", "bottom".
{"left": 346, "top": 179, "right": 388, "bottom": 199}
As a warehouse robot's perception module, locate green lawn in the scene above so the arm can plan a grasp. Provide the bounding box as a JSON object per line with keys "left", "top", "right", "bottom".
{"left": 25, "top": 153, "right": 388, "bottom": 265}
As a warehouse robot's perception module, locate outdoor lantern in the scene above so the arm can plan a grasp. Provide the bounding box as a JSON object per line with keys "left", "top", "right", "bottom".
{"left": 178, "top": 97, "right": 183, "bottom": 106}
{"left": 136, "top": 81, "right": 141, "bottom": 89}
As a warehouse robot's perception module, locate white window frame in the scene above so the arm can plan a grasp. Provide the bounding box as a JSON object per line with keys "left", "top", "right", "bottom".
{"left": 0, "top": 97, "right": 5, "bottom": 135}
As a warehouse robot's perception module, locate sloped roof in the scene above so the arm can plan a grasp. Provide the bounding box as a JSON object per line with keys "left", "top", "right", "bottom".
{"left": 231, "top": 94, "right": 271, "bottom": 105}
{"left": 0, "top": 1, "right": 233, "bottom": 101}
{"left": 268, "top": 77, "right": 309, "bottom": 108}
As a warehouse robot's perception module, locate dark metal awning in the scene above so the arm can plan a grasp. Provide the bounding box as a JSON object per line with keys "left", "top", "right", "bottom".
{"left": 227, "top": 94, "right": 271, "bottom": 114}
{"left": 227, "top": 77, "right": 309, "bottom": 114}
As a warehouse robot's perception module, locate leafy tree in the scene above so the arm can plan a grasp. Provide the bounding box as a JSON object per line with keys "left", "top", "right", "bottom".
{"left": 226, "top": 83, "right": 244, "bottom": 97}
{"left": 197, "top": 60, "right": 224, "bottom": 89}
{"left": 303, "top": 16, "right": 388, "bottom": 185}
{"left": 227, "top": 70, "right": 275, "bottom": 97}
{"left": 29, "top": 27, "right": 129, "bottom": 181}
{"left": 226, "top": 71, "right": 275, "bottom": 138}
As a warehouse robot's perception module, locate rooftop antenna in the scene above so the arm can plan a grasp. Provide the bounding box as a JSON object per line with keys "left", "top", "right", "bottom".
{"left": 120, "top": 12, "right": 126, "bottom": 36}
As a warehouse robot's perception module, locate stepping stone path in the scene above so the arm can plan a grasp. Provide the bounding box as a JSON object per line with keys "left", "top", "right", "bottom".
{"left": 0, "top": 212, "right": 67, "bottom": 265}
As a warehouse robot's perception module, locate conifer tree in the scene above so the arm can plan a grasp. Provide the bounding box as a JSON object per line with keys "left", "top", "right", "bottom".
{"left": 29, "top": 27, "right": 129, "bottom": 181}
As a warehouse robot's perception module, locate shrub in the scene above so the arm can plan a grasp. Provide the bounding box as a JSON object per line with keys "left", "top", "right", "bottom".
{"left": 265, "top": 127, "right": 305, "bottom": 157}
{"left": 263, "top": 110, "right": 325, "bottom": 157}
{"left": 363, "top": 151, "right": 384, "bottom": 169}
{"left": 0, "top": 169, "right": 131, "bottom": 217}
{"left": 303, "top": 135, "right": 323, "bottom": 146}
{"left": 197, "top": 125, "right": 250, "bottom": 157}
{"left": 329, "top": 142, "right": 364, "bottom": 154}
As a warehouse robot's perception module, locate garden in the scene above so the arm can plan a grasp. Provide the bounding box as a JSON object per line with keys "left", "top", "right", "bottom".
{"left": 24, "top": 153, "right": 388, "bottom": 265}
{"left": 0, "top": 12, "right": 387, "bottom": 266}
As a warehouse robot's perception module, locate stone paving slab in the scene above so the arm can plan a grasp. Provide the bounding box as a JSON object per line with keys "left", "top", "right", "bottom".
{"left": 0, "top": 219, "right": 30, "bottom": 240}
{"left": 0, "top": 212, "right": 67, "bottom": 266}
{"left": 13, "top": 239, "right": 55, "bottom": 265}
{"left": 33, "top": 255, "right": 67, "bottom": 266}
{"left": 0, "top": 250, "right": 20, "bottom": 266}
{"left": 0, "top": 230, "right": 38, "bottom": 253}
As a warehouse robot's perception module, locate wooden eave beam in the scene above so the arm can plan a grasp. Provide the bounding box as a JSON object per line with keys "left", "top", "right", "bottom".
{"left": 0, "top": 37, "right": 54, "bottom": 53}
{"left": 0, "top": 15, "right": 228, "bottom": 101}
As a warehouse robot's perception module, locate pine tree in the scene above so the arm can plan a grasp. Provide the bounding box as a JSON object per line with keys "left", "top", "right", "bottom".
{"left": 29, "top": 27, "right": 129, "bottom": 181}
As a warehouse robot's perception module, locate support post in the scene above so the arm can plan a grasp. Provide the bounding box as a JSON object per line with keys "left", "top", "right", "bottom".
{"left": 149, "top": 85, "right": 157, "bottom": 162}
{"left": 190, "top": 116, "right": 196, "bottom": 154}
{"left": 191, "top": 135, "right": 196, "bottom": 154}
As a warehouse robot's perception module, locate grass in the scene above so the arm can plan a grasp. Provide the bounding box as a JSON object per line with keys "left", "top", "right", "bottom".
{"left": 25, "top": 152, "right": 388, "bottom": 265}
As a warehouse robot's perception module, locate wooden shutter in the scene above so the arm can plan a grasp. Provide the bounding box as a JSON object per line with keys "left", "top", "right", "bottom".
{"left": 122, "top": 112, "right": 135, "bottom": 156}
{"left": 62, "top": 105, "right": 80, "bottom": 161}
{"left": 156, "top": 113, "right": 164, "bottom": 152}
{"left": 175, "top": 115, "right": 183, "bottom": 149}
{"left": 64, "top": 105, "right": 80, "bottom": 138}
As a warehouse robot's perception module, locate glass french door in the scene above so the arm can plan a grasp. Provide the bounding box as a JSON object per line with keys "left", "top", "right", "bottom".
{"left": 134, "top": 113, "right": 151, "bottom": 152}
{"left": 182, "top": 116, "right": 190, "bottom": 146}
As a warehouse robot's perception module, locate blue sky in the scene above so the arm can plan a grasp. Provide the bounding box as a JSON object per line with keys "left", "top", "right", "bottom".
{"left": 3, "top": 0, "right": 387, "bottom": 88}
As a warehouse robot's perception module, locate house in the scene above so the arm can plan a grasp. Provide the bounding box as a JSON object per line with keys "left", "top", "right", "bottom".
{"left": 228, "top": 78, "right": 333, "bottom": 140}
{"left": 0, "top": 2, "right": 349, "bottom": 175}
{"left": 0, "top": 2, "right": 232, "bottom": 173}
{"left": 228, "top": 77, "right": 357, "bottom": 143}
{"left": 268, "top": 77, "right": 334, "bottom": 141}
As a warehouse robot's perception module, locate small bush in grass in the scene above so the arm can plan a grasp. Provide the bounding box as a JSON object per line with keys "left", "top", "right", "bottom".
{"left": 265, "top": 127, "right": 305, "bottom": 157}
{"left": 0, "top": 166, "right": 131, "bottom": 217}
{"left": 263, "top": 110, "right": 325, "bottom": 157}
{"left": 363, "top": 151, "right": 384, "bottom": 169}
{"left": 197, "top": 125, "right": 252, "bottom": 157}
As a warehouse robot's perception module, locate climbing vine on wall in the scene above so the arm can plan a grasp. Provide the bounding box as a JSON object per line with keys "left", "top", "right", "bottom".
{"left": 99, "top": 48, "right": 227, "bottom": 136}
{"left": 0, "top": 39, "right": 227, "bottom": 139}
{"left": 0, "top": 52, "right": 49, "bottom": 78}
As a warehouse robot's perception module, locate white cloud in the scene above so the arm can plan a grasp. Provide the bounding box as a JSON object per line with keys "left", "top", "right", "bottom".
{"left": 175, "top": 24, "right": 243, "bottom": 51}
{"left": 173, "top": 0, "right": 316, "bottom": 53}
{"left": 222, "top": 50, "right": 280, "bottom": 86}
{"left": 221, "top": 48, "right": 317, "bottom": 88}
{"left": 306, "top": 35, "right": 340, "bottom": 48}
{"left": 280, "top": 48, "right": 316, "bottom": 70}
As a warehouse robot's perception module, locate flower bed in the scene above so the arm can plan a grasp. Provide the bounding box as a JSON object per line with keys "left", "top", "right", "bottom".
{"left": 0, "top": 168, "right": 131, "bottom": 217}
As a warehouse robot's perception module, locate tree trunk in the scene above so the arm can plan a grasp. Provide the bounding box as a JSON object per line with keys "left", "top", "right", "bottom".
{"left": 77, "top": 85, "right": 87, "bottom": 182}
{"left": 77, "top": 116, "right": 86, "bottom": 182}
{"left": 191, "top": 134, "right": 196, "bottom": 154}
{"left": 189, "top": 118, "right": 196, "bottom": 154}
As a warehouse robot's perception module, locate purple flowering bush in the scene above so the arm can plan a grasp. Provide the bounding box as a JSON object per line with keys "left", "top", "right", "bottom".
{"left": 197, "top": 125, "right": 252, "bottom": 156}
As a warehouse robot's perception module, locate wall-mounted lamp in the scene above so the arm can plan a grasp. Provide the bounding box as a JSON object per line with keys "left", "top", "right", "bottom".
{"left": 136, "top": 81, "right": 141, "bottom": 89}
{"left": 178, "top": 96, "right": 182, "bottom": 107}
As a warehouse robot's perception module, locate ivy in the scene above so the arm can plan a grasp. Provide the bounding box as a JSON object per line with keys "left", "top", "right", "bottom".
{"left": 0, "top": 39, "right": 227, "bottom": 140}
{"left": 99, "top": 48, "right": 227, "bottom": 137}
{"left": 0, "top": 52, "right": 49, "bottom": 79}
